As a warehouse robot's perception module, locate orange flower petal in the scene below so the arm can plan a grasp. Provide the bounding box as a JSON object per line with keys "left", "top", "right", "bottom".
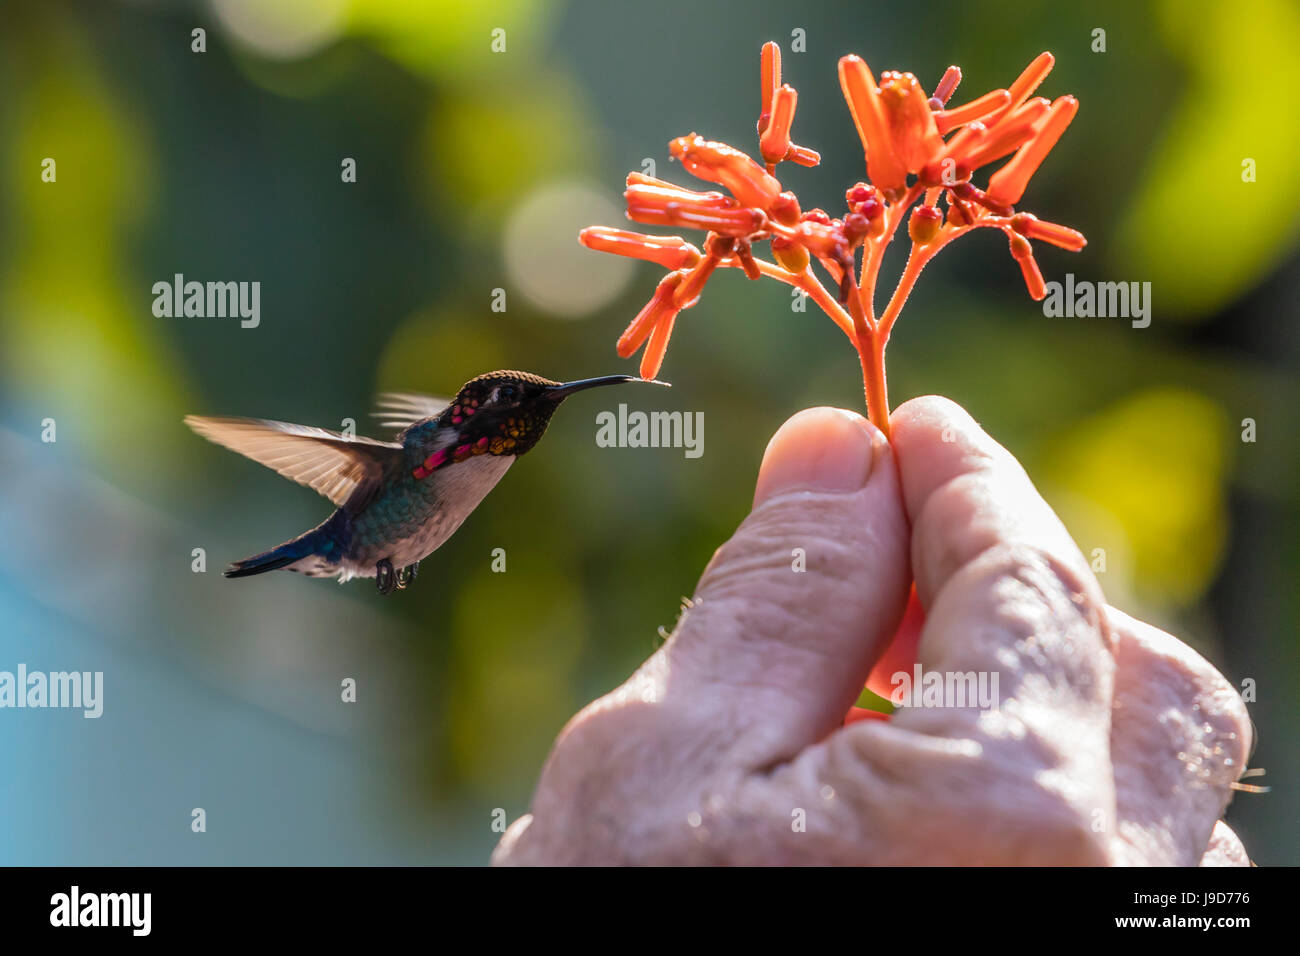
{"left": 759, "top": 41, "right": 782, "bottom": 132}
{"left": 879, "top": 70, "right": 944, "bottom": 174}
{"left": 579, "top": 227, "right": 703, "bottom": 270}
{"left": 1008, "top": 233, "right": 1046, "bottom": 300}
{"left": 786, "top": 144, "right": 820, "bottom": 167}
{"left": 922, "top": 121, "right": 984, "bottom": 184}
{"left": 1010, "top": 213, "right": 1086, "bottom": 251}
{"left": 673, "top": 240, "right": 729, "bottom": 307}
{"left": 733, "top": 241, "right": 762, "bottom": 280}
{"left": 618, "top": 273, "right": 681, "bottom": 358}
{"left": 986, "top": 95, "right": 1078, "bottom": 207}
{"left": 995, "top": 95, "right": 1051, "bottom": 131}
{"left": 624, "top": 179, "right": 733, "bottom": 209}
{"left": 1006, "top": 52, "right": 1055, "bottom": 113}
{"left": 956, "top": 113, "right": 1041, "bottom": 175}
{"left": 639, "top": 309, "right": 679, "bottom": 379}
{"left": 627, "top": 170, "right": 693, "bottom": 190}
{"left": 760, "top": 84, "right": 798, "bottom": 165}
{"left": 935, "top": 89, "right": 1010, "bottom": 135}
{"left": 670, "top": 134, "right": 782, "bottom": 211}
{"left": 624, "top": 181, "right": 767, "bottom": 235}
{"left": 838, "top": 55, "right": 907, "bottom": 192}
{"left": 627, "top": 205, "right": 765, "bottom": 236}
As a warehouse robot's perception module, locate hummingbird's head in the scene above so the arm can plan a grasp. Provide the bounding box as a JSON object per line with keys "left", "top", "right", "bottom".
{"left": 442, "top": 370, "right": 668, "bottom": 457}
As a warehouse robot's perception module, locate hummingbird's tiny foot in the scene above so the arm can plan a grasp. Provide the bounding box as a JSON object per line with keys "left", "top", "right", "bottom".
{"left": 396, "top": 562, "right": 418, "bottom": 589}
{"left": 376, "top": 558, "right": 396, "bottom": 595}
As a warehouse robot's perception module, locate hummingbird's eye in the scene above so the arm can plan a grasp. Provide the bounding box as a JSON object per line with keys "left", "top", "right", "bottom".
{"left": 498, "top": 385, "right": 518, "bottom": 402}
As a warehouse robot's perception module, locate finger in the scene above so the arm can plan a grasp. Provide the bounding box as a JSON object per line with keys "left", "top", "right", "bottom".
{"left": 731, "top": 396, "right": 1117, "bottom": 864}
{"left": 876, "top": 393, "right": 1114, "bottom": 755}
{"left": 891, "top": 396, "right": 1102, "bottom": 617}
{"left": 663, "top": 407, "right": 911, "bottom": 767}
{"left": 1199, "top": 821, "right": 1250, "bottom": 867}
{"left": 1105, "top": 605, "right": 1253, "bottom": 866}
{"left": 887, "top": 396, "right": 1113, "bottom": 727}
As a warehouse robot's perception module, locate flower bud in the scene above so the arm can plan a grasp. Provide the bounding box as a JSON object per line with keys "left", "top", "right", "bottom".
{"left": 1010, "top": 212, "right": 1086, "bottom": 251}
{"left": 842, "top": 212, "right": 870, "bottom": 245}
{"left": 1008, "top": 233, "right": 1047, "bottom": 300}
{"left": 770, "top": 236, "right": 810, "bottom": 274}
{"left": 908, "top": 205, "right": 942, "bottom": 245}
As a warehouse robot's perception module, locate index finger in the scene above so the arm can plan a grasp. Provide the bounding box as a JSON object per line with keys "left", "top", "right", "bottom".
{"left": 891, "top": 395, "right": 1103, "bottom": 618}
{"left": 887, "top": 395, "right": 1114, "bottom": 754}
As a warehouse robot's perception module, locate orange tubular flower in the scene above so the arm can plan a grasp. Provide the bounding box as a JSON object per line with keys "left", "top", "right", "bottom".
{"left": 674, "top": 236, "right": 732, "bottom": 307}
{"left": 878, "top": 71, "right": 945, "bottom": 174}
{"left": 760, "top": 85, "right": 798, "bottom": 165}
{"left": 669, "top": 134, "right": 782, "bottom": 212}
{"left": 1011, "top": 212, "right": 1087, "bottom": 251}
{"left": 986, "top": 95, "right": 1079, "bottom": 206}
{"left": 838, "top": 55, "right": 907, "bottom": 195}
{"left": 758, "top": 42, "right": 820, "bottom": 169}
{"left": 582, "top": 44, "right": 1085, "bottom": 439}
{"left": 758, "top": 40, "right": 781, "bottom": 133}
{"left": 955, "top": 110, "right": 1043, "bottom": 175}
{"left": 624, "top": 178, "right": 768, "bottom": 236}
{"left": 617, "top": 272, "right": 682, "bottom": 360}
{"left": 1001, "top": 51, "right": 1056, "bottom": 118}
{"left": 1008, "top": 232, "right": 1047, "bottom": 300}
{"left": 639, "top": 306, "right": 679, "bottom": 381}
{"left": 934, "top": 88, "right": 1010, "bottom": 135}
{"left": 579, "top": 227, "right": 702, "bottom": 271}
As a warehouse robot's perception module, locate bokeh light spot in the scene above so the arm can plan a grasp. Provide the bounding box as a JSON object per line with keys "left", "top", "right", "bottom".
{"left": 504, "top": 182, "right": 634, "bottom": 319}
{"left": 212, "top": 0, "right": 348, "bottom": 60}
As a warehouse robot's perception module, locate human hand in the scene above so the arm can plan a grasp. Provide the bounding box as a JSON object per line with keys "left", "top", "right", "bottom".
{"left": 492, "top": 398, "right": 1252, "bottom": 865}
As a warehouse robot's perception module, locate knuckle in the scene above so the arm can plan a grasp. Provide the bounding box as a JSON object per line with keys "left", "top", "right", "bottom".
{"left": 930, "top": 542, "right": 1113, "bottom": 703}
{"left": 979, "top": 541, "right": 1107, "bottom": 632}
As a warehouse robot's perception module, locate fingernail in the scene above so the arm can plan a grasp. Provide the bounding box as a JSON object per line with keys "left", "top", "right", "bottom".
{"left": 754, "top": 407, "right": 877, "bottom": 506}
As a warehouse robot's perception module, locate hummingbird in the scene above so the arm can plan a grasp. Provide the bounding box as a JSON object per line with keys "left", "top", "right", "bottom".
{"left": 184, "top": 371, "right": 667, "bottom": 594}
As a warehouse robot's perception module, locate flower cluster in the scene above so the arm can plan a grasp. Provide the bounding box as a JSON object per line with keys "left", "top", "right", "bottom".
{"left": 580, "top": 43, "right": 1085, "bottom": 437}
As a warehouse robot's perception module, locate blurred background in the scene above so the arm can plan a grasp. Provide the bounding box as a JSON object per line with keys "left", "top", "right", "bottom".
{"left": 0, "top": 0, "right": 1295, "bottom": 865}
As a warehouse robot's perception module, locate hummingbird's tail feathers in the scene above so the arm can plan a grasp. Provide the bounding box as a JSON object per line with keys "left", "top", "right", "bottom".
{"left": 184, "top": 415, "right": 403, "bottom": 508}
{"left": 224, "top": 519, "right": 342, "bottom": 579}
{"left": 224, "top": 549, "right": 304, "bottom": 578}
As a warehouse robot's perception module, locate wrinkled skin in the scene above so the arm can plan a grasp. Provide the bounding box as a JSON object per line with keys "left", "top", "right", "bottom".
{"left": 494, "top": 398, "right": 1252, "bottom": 866}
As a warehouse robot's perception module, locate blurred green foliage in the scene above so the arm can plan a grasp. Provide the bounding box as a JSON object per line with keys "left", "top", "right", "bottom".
{"left": 1, "top": 0, "right": 1295, "bottom": 864}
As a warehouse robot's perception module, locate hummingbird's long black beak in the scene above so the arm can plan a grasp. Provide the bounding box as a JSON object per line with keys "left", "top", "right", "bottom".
{"left": 545, "top": 375, "right": 671, "bottom": 401}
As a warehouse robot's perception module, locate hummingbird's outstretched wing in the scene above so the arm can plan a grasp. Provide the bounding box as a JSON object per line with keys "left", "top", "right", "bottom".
{"left": 184, "top": 416, "right": 403, "bottom": 508}
{"left": 371, "top": 392, "right": 450, "bottom": 433}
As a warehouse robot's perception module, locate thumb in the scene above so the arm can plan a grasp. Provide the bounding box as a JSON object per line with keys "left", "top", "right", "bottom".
{"left": 662, "top": 407, "right": 910, "bottom": 769}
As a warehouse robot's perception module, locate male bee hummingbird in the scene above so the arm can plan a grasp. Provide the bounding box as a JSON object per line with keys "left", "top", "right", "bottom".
{"left": 185, "top": 371, "right": 667, "bottom": 594}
